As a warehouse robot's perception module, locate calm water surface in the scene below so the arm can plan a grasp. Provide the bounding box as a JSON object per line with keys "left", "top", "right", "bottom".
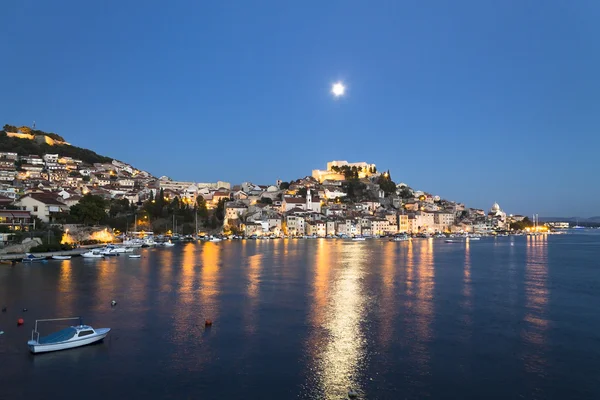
{"left": 0, "top": 234, "right": 599, "bottom": 399}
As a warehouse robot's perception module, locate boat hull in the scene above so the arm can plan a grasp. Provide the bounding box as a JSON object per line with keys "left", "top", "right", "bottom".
{"left": 28, "top": 328, "right": 110, "bottom": 354}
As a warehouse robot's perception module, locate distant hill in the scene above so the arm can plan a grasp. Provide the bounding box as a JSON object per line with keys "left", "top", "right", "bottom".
{"left": 0, "top": 127, "right": 112, "bottom": 165}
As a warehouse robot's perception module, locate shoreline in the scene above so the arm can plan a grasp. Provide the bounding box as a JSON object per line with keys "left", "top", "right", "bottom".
{"left": 0, "top": 244, "right": 106, "bottom": 262}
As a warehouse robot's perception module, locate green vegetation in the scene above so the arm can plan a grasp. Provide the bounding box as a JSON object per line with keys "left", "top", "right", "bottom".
{"left": 510, "top": 217, "right": 533, "bottom": 231}
{"left": 377, "top": 170, "right": 396, "bottom": 195}
{"left": 70, "top": 194, "right": 108, "bottom": 225}
{"left": 399, "top": 187, "right": 413, "bottom": 199}
{"left": 279, "top": 181, "right": 290, "bottom": 190}
{"left": 30, "top": 243, "right": 75, "bottom": 252}
{"left": 135, "top": 191, "right": 224, "bottom": 234}
{"left": 330, "top": 165, "right": 360, "bottom": 179}
{"left": 0, "top": 129, "right": 112, "bottom": 165}
{"left": 344, "top": 180, "right": 367, "bottom": 201}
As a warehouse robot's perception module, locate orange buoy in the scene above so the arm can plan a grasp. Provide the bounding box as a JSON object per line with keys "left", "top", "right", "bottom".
{"left": 17, "top": 318, "right": 24, "bottom": 326}
{"left": 205, "top": 319, "right": 212, "bottom": 327}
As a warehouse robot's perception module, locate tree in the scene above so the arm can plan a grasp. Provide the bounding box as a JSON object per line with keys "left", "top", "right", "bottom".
{"left": 3, "top": 124, "right": 18, "bottom": 132}
{"left": 196, "top": 196, "right": 208, "bottom": 219}
{"left": 377, "top": 171, "right": 396, "bottom": 195}
{"left": 18, "top": 126, "right": 32, "bottom": 135}
{"left": 510, "top": 217, "right": 533, "bottom": 231}
{"left": 109, "top": 198, "right": 130, "bottom": 218}
{"left": 70, "top": 194, "right": 108, "bottom": 225}
{"left": 215, "top": 199, "right": 227, "bottom": 221}
{"left": 399, "top": 187, "right": 413, "bottom": 199}
{"left": 297, "top": 187, "right": 308, "bottom": 197}
{"left": 279, "top": 181, "right": 290, "bottom": 190}
{"left": 259, "top": 197, "right": 273, "bottom": 204}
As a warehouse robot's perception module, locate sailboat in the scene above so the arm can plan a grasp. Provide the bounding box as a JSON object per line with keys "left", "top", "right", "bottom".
{"left": 573, "top": 219, "right": 585, "bottom": 229}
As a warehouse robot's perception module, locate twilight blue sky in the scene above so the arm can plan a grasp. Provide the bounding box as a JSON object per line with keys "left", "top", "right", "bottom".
{"left": 2, "top": 1, "right": 599, "bottom": 217}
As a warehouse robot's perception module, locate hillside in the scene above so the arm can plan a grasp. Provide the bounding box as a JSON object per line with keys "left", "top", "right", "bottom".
{"left": 0, "top": 127, "right": 112, "bottom": 165}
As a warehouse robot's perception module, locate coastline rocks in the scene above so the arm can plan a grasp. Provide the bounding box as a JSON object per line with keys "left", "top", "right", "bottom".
{"left": 0, "top": 237, "right": 43, "bottom": 255}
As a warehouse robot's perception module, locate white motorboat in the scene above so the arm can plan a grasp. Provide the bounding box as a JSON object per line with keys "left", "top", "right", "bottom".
{"left": 163, "top": 241, "right": 175, "bottom": 247}
{"left": 122, "top": 239, "right": 143, "bottom": 248}
{"left": 390, "top": 235, "right": 409, "bottom": 242}
{"left": 27, "top": 317, "right": 110, "bottom": 354}
{"left": 99, "top": 245, "right": 128, "bottom": 256}
{"left": 352, "top": 237, "right": 366, "bottom": 241}
{"left": 81, "top": 251, "right": 104, "bottom": 258}
{"left": 51, "top": 255, "right": 72, "bottom": 260}
{"left": 128, "top": 254, "right": 141, "bottom": 258}
{"left": 468, "top": 237, "right": 481, "bottom": 241}
{"left": 209, "top": 237, "right": 222, "bottom": 242}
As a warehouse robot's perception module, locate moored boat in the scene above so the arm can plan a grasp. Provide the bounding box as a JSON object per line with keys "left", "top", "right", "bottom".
{"left": 51, "top": 255, "right": 71, "bottom": 260}
{"left": 22, "top": 253, "right": 46, "bottom": 262}
{"left": 128, "top": 254, "right": 141, "bottom": 258}
{"left": 81, "top": 251, "right": 104, "bottom": 258}
{"left": 27, "top": 317, "right": 110, "bottom": 354}
{"left": 390, "top": 235, "right": 409, "bottom": 242}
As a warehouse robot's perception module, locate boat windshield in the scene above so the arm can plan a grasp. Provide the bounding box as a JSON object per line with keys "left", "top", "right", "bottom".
{"left": 38, "top": 327, "right": 77, "bottom": 344}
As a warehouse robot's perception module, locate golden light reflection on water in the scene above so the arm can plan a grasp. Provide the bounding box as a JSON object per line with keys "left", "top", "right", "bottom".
{"left": 159, "top": 246, "right": 174, "bottom": 292}
{"left": 178, "top": 243, "right": 197, "bottom": 306}
{"left": 92, "top": 258, "right": 111, "bottom": 313}
{"left": 57, "top": 261, "right": 74, "bottom": 316}
{"left": 404, "top": 238, "right": 435, "bottom": 376}
{"left": 379, "top": 242, "right": 397, "bottom": 348}
{"left": 245, "top": 248, "right": 263, "bottom": 334}
{"left": 522, "top": 234, "right": 549, "bottom": 373}
{"left": 310, "top": 242, "right": 367, "bottom": 399}
{"left": 416, "top": 239, "right": 435, "bottom": 342}
{"left": 406, "top": 239, "right": 415, "bottom": 295}
{"left": 311, "top": 239, "right": 333, "bottom": 328}
{"left": 200, "top": 242, "right": 221, "bottom": 319}
{"left": 462, "top": 239, "right": 472, "bottom": 325}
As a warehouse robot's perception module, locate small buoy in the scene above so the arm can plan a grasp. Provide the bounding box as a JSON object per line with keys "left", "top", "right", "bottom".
{"left": 1, "top": 306, "right": 6, "bottom": 312}
{"left": 0, "top": 330, "right": 4, "bottom": 335}
{"left": 22, "top": 308, "right": 28, "bottom": 312}
{"left": 111, "top": 300, "right": 117, "bottom": 307}
{"left": 205, "top": 319, "right": 212, "bottom": 327}
{"left": 348, "top": 389, "right": 358, "bottom": 399}
{"left": 17, "top": 318, "right": 24, "bottom": 326}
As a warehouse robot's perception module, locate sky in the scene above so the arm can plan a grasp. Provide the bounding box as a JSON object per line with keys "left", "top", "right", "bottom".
{"left": 1, "top": 1, "right": 599, "bottom": 217}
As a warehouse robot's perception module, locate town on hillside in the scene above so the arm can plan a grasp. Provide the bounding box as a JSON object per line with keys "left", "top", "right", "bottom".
{"left": 1, "top": 130, "right": 552, "bottom": 247}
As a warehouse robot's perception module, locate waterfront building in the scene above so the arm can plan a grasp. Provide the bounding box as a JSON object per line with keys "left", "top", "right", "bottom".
{"left": 13, "top": 193, "right": 67, "bottom": 223}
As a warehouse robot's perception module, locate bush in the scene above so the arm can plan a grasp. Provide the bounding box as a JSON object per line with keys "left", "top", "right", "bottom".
{"left": 30, "top": 243, "right": 75, "bottom": 252}
{"left": 79, "top": 239, "right": 103, "bottom": 245}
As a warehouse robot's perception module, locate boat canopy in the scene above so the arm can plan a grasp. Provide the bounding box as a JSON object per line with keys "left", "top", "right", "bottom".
{"left": 38, "top": 327, "right": 77, "bottom": 344}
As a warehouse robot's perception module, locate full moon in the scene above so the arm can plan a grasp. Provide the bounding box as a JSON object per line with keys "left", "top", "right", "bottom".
{"left": 331, "top": 81, "right": 346, "bottom": 97}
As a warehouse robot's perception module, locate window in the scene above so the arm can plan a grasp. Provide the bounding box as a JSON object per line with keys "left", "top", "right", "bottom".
{"left": 33, "top": 206, "right": 38, "bottom": 212}
{"left": 78, "top": 330, "right": 94, "bottom": 337}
